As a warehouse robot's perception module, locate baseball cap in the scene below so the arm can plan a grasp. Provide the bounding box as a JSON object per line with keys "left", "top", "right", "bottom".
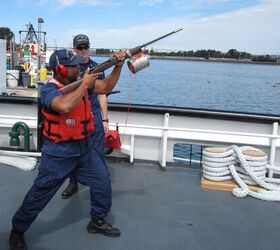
{"left": 73, "top": 34, "right": 90, "bottom": 48}
{"left": 49, "top": 49, "right": 84, "bottom": 69}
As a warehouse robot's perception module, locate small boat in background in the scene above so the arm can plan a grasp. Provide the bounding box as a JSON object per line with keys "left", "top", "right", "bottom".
{"left": 5, "top": 22, "right": 49, "bottom": 89}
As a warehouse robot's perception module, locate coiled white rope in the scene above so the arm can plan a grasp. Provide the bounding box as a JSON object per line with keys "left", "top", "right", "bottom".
{"left": 0, "top": 152, "right": 37, "bottom": 171}
{"left": 202, "top": 145, "right": 280, "bottom": 201}
{"left": 202, "top": 147, "right": 236, "bottom": 181}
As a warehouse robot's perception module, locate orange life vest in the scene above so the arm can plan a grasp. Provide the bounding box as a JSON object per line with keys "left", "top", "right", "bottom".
{"left": 42, "top": 78, "right": 94, "bottom": 142}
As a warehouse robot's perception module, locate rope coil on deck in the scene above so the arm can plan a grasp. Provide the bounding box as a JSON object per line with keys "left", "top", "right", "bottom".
{"left": 202, "top": 145, "right": 280, "bottom": 201}
{"left": 0, "top": 153, "right": 37, "bottom": 171}
{"left": 202, "top": 147, "right": 236, "bottom": 181}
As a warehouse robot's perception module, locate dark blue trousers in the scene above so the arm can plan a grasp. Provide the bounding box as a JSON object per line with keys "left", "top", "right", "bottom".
{"left": 91, "top": 129, "right": 105, "bottom": 154}
{"left": 12, "top": 138, "right": 112, "bottom": 233}
{"left": 70, "top": 129, "right": 107, "bottom": 180}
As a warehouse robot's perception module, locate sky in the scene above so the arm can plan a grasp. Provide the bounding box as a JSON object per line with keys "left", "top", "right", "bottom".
{"left": 1, "top": 0, "right": 279, "bottom": 54}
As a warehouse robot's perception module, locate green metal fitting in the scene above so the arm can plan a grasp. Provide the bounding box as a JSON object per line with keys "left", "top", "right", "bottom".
{"left": 9, "top": 122, "right": 31, "bottom": 151}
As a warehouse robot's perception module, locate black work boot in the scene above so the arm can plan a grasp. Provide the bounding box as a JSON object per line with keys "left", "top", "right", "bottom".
{"left": 9, "top": 229, "right": 27, "bottom": 250}
{"left": 61, "top": 180, "right": 78, "bottom": 199}
{"left": 87, "top": 217, "right": 121, "bottom": 237}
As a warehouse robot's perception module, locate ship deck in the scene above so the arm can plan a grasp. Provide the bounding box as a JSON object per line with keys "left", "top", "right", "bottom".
{"left": 1, "top": 158, "right": 280, "bottom": 250}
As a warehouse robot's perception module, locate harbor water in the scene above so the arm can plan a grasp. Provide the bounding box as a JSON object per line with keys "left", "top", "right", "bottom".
{"left": 93, "top": 56, "right": 280, "bottom": 115}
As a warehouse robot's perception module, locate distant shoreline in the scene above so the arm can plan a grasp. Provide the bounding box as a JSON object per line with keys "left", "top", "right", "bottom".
{"left": 148, "top": 55, "right": 280, "bottom": 66}
{"left": 94, "top": 54, "right": 280, "bottom": 66}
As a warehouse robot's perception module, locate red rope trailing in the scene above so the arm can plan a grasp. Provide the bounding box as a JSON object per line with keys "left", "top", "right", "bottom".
{"left": 121, "top": 69, "right": 137, "bottom": 142}
{"left": 121, "top": 48, "right": 150, "bottom": 141}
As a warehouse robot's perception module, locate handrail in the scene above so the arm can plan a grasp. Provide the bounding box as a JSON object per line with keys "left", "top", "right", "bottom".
{"left": 113, "top": 123, "right": 280, "bottom": 140}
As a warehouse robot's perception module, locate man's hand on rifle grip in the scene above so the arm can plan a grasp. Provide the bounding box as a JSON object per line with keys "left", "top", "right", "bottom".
{"left": 113, "top": 50, "right": 126, "bottom": 66}
{"left": 82, "top": 69, "right": 102, "bottom": 89}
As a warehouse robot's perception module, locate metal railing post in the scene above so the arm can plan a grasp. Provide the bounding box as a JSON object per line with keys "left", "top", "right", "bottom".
{"left": 130, "top": 135, "right": 135, "bottom": 164}
{"left": 269, "top": 122, "right": 278, "bottom": 178}
{"left": 160, "top": 113, "right": 169, "bottom": 168}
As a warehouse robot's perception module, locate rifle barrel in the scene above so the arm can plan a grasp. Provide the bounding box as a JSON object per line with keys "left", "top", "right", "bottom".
{"left": 139, "top": 28, "right": 183, "bottom": 49}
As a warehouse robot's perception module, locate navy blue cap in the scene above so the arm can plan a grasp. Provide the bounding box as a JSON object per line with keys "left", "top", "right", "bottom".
{"left": 49, "top": 49, "right": 83, "bottom": 69}
{"left": 73, "top": 34, "right": 90, "bottom": 48}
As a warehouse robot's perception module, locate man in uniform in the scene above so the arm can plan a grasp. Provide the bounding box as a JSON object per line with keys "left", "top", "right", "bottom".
{"left": 9, "top": 48, "right": 126, "bottom": 250}
{"left": 61, "top": 34, "right": 109, "bottom": 199}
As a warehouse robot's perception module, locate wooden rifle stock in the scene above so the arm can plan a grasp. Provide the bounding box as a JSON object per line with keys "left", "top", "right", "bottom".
{"left": 59, "top": 28, "right": 183, "bottom": 94}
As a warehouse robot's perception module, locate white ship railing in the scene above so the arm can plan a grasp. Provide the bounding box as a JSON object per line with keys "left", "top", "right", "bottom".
{"left": 108, "top": 113, "right": 280, "bottom": 178}
{"left": 0, "top": 100, "right": 280, "bottom": 178}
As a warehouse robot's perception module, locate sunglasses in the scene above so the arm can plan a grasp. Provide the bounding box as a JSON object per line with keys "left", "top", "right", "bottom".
{"left": 76, "top": 44, "right": 89, "bottom": 50}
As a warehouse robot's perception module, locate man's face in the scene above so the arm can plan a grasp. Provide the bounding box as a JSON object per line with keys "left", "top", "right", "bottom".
{"left": 66, "top": 65, "right": 80, "bottom": 82}
{"left": 75, "top": 43, "right": 90, "bottom": 63}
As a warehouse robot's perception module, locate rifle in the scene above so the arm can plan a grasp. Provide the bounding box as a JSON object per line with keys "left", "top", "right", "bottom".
{"left": 59, "top": 28, "right": 183, "bottom": 94}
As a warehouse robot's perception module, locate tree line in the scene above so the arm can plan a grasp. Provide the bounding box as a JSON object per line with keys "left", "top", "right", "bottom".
{"left": 149, "top": 49, "right": 278, "bottom": 63}
{"left": 96, "top": 48, "right": 278, "bottom": 63}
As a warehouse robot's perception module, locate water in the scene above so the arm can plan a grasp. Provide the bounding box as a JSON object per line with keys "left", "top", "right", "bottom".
{"left": 93, "top": 56, "right": 280, "bottom": 115}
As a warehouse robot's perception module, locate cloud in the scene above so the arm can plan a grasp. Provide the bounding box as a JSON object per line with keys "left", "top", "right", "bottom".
{"left": 50, "top": 0, "right": 279, "bottom": 54}
{"left": 172, "top": 0, "right": 227, "bottom": 10}
{"left": 57, "top": 0, "right": 99, "bottom": 7}
{"left": 57, "top": 0, "right": 76, "bottom": 6}
{"left": 56, "top": 0, "right": 122, "bottom": 7}
{"left": 90, "top": 0, "right": 279, "bottom": 54}
{"left": 56, "top": 0, "right": 165, "bottom": 8}
{"left": 138, "top": 0, "right": 164, "bottom": 6}
{"left": 186, "top": 0, "right": 280, "bottom": 54}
